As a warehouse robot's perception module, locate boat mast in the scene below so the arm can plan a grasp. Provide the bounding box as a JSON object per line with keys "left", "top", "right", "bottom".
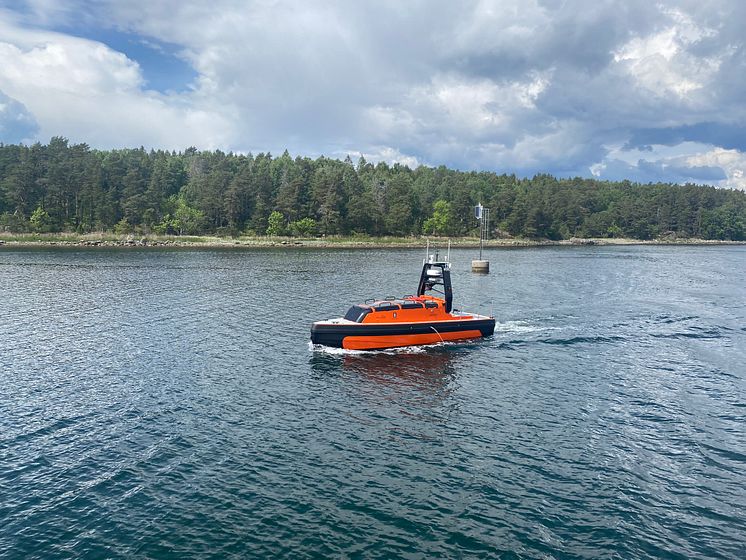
{"left": 417, "top": 248, "right": 453, "bottom": 313}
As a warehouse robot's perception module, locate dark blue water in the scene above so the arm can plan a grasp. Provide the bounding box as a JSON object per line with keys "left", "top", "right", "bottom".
{"left": 1, "top": 246, "right": 745, "bottom": 559}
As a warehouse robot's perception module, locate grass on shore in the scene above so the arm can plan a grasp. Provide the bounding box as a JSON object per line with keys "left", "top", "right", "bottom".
{"left": 0, "top": 232, "right": 480, "bottom": 245}
{"left": 0, "top": 231, "right": 741, "bottom": 247}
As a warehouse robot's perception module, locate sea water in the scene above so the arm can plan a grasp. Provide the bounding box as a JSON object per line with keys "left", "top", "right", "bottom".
{"left": 1, "top": 246, "right": 744, "bottom": 558}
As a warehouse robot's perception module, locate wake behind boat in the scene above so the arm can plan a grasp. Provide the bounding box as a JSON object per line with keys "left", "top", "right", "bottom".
{"left": 311, "top": 248, "right": 495, "bottom": 350}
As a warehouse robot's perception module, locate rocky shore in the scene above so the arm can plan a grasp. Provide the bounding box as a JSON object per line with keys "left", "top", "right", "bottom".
{"left": 1, "top": 234, "right": 743, "bottom": 249}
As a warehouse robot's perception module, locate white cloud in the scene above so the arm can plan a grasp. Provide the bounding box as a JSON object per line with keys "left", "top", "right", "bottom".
{"left": 0, "top": 0, "right": 744, "bottom": 189}
{"left": 364, "top": 72, "right": 550, "bottom": 144}
{"left": 361, "top": 146, "right": 420, "bottom": 169}
{"left": 590, "top": 162, "right": 606, "bottom": 177}
{"left": 686, "top": 148, "right": 746, "bottom": 190}
{"left": 612, "top": 7, "right": 720, "bottom": 99}
{"left": 587, "top": 142, "right": 745, "bottom": 190}
{"left": 0, "top": 14, "right": 233, "bottom": 149}
{"left": 9, "top": 0, "right": 79, "bottom": 26}
{"left": 0, "top": 38, "right": 143, "bottom": 94}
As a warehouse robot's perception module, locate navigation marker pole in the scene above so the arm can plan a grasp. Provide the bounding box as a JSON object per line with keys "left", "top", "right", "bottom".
{"left": 472, "top": 204, "right": 490, "bottom": 273}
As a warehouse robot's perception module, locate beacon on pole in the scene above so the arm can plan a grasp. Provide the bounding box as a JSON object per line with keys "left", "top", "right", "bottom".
{"left": 471, "top": 204, "right": 490, "bottom": 273}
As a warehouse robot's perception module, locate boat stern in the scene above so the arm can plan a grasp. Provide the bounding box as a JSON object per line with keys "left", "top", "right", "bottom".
{"left": 310, "top": 319, "right": 348, "bottom": 348}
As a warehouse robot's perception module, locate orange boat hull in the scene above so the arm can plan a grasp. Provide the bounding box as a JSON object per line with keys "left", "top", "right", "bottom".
{"left": 342, "top": 329, "right": 484, "bottom": 350}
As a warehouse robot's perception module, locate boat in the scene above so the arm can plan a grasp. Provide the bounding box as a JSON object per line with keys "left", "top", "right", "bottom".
{"left": 311, "top": 248, "right": 496, "bottom": 350}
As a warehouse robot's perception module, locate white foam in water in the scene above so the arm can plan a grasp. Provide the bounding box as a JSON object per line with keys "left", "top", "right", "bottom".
{"left": 494, "top": 320, "right": 559, "bottom": 333}
{"left": 309, "top": 342, "right": 368, "bottom": 355}
{"left": 310, "top": 341, "right": 433, "bottom": 355}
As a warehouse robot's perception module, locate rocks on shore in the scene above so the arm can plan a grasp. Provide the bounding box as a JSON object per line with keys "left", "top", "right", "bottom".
{"left": 82, "top": 238, "right": 180, "bottom": 247}
{"left": 1, "top": 235, "right": 742, "bottom": 249}
{"left": 54, "top": 239, "right": 182, "bottom": 247}
{"left": 569, "top": 237, "right": 597, "bottom": 245}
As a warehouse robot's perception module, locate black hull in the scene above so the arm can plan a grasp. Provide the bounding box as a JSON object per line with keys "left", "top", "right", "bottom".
{"left": 311, "top": 317, "right": 496, "bottom": 348}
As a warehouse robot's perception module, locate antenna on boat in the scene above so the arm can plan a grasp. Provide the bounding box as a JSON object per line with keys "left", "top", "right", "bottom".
{"left": 447, "top": 239, "right": 451, "bottom": 263}
{"left": 425, "top": 239, "right": 429, "bottom": 264}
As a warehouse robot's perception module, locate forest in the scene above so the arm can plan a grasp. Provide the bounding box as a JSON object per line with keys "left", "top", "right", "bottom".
{"left": 1, "top": 137, "right": 744, "bottom": 240}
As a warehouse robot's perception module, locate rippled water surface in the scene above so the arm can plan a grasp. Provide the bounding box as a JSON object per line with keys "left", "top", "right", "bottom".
{"left": 1, "top": 245, "right": 745, "bottom": 559}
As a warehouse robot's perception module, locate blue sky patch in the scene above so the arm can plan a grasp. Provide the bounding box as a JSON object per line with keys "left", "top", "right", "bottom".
{"left": 57, "top": 26, "right": 197, "bottom": 94}
{"left": 624, "top": 123, "right": 746, "bottom": 153}
{"left": 0, "top": 90, "right": 39, "bottom": 143}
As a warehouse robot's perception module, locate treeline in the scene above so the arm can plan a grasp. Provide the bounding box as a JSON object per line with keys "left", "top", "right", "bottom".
{"left": 1, "top": 137, "right": 744, "bottom": 240}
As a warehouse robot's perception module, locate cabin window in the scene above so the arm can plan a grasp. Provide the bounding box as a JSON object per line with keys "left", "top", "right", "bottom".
{"left": 400, "top": 301, "right": 424, "bottom": 309}
{"left": 344, "top": 305, "right": 371, "bottom": 323}
{"left": 424, "top": 301, "right": 438, "bottom": 308}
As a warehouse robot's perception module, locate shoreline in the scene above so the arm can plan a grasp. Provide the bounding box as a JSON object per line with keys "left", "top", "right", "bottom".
{"left": 1, "top": 233, "right": 744, "bottom": 249}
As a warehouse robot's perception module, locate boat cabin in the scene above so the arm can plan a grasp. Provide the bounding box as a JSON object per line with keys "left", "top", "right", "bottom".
{"left": 341, "top": 295, "right": 466, "bottom": 324}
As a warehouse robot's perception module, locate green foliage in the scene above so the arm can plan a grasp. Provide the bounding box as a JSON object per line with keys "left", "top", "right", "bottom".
{"left": 30, "top": 206, "right": 53, "bottom": 233}
{"left": 0, "top": 139, "right": 745, "bottom": 240}
{"left": 0, "top": 212, "right": 31, "bottom": 233}
{"left": 151, "top": 196, "right": 205, "bottom": 235}
{"left": 607, "top": 224, "right": 624, "bottom": 238}
{"left": 700, "top": 203, "right": 745, "bottom": 240}
{"left": 113, "top": 218, "right": 133, "bottom": 235}
{"left": 423, "top": 200, "right": 453, "bottom": 235}
{"left": 266, "top": 210, "right": 285, "bottom": 236}
{"left": 172, "top": 196, "right": 206, "bottom": 235}
{"left": 289, "top": 217, "right": 316, "bottom": 237}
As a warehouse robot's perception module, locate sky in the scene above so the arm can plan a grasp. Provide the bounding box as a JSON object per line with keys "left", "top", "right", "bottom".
{"left": 0, "top": 0, "right": 744, "bottom": 189}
